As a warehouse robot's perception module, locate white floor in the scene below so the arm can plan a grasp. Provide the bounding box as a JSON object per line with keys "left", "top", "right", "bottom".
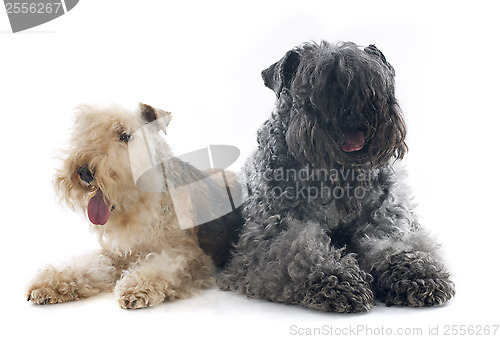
{"left": 10, "top": 277, "right": 495, "bottom": 338}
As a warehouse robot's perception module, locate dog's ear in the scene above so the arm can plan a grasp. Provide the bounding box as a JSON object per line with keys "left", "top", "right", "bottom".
{"left": 139, "top": 102, "right": 171, "bottom": 133}
{"left": 364, "top": 45, "right": 395, "bottom": 76}
{"left": 261, "top": 50, "right": 301, "bottom": 97}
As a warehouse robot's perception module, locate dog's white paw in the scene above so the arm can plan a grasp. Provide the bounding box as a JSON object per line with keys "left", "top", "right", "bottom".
{"left": 27, "top": 274, "right": 81, "bottom": 305}
{"left": 117, "top": 289, "right": 165, "bottom": 309}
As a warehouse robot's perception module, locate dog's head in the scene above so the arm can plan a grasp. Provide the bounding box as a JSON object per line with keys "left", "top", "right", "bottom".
{"left": 262, "top": 41, "right": 407, "bottom": 168}
{"left": 55, "top": 103, "right": 171, "bottom": 226}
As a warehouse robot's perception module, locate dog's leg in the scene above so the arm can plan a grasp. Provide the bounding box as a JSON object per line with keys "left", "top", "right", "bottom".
{"left": 27, "top": 251, "right": 119, "bottom": 305}
{"left": 354, "top": 210, "right": 455, "bottom": 307}
{"left": 218, "top": 219, "right": 374, "bottom": 313}
{"left": 115, "top": 249, "right": 214, "bottom": 309}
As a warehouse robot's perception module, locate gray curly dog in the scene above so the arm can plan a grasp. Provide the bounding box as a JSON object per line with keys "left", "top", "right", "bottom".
{"left": 217, "top": 41, "right": 455, "bottom": 313}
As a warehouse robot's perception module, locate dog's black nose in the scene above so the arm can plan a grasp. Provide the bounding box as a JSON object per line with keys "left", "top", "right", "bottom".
{"left": 78, "top": 166, "right": 94, "bottom": 183}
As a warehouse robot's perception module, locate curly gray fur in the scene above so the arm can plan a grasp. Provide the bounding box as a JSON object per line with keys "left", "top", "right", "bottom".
{"left": 217, "top": 41, "right": 455, "bottom": 313}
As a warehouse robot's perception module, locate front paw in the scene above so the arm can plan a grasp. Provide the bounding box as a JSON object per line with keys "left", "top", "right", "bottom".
{"left": 117, "top": 291, "right": 160, "bottom": 309}
{"left": 115, "top": 277, "right": 166, "bottom": 310}
{"left": 27, "top": 285, "right": 78, "bottom": 305}
{"left": 383, "top": 276, "right": 455, "bottom": 307}
{"left": 302, "top": 270, "right": 375, "bottom": 313}
{"left": 376, "top": 252, "right": 455, "bottom": 307}
{"left": 27, "top": 268, "right": 82, "bottom": 305}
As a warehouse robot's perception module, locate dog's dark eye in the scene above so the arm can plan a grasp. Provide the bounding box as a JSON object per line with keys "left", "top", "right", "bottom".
{"left": 119, "top": 133, "right": 133, "bottom": 143}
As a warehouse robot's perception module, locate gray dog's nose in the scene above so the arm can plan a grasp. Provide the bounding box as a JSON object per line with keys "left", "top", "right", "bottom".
{"left": 78, "top": 166, "right": 94, "bottom": 183}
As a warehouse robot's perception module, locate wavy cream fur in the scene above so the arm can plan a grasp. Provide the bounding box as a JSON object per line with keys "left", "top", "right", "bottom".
{"left": 27, "top": 103, "right": 214, "bottom": 309}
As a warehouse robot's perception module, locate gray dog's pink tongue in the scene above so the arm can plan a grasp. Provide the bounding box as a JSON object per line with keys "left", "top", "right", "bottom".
{"left": 87, "top": 189, "right": 110, "bottom": 225}
{"left": 341, "top": 131, "right": 365, "bottom": 152}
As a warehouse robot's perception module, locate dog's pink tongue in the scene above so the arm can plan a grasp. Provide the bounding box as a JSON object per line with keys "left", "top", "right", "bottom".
{"left": 87, "top": 189, "right": 111, "bottom": 225}
{"left": 341, "top": 131, "right": 365, "bottom": 152}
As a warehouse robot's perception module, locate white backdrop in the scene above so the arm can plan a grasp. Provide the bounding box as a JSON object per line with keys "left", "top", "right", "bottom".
{"left": 1, "top": 1, "right": 499, "bottom": 338}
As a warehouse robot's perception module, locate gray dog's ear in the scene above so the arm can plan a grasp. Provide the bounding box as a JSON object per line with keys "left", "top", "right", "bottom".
{"left": 139, "top": 102, "right": 171, "bottom": 133}
{"left": 261, "top": 50, "right": 301, "bottom": 97}
{"left": 364, "top": 45, "right": 395, "bottom": 76}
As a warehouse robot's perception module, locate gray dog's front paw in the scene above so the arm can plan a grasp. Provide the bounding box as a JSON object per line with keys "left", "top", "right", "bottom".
{"left": 302, "top": 270, "right": 375, "bottom": 313}
{"left": 376, "top": 252, "right": 455, "bottom": 307}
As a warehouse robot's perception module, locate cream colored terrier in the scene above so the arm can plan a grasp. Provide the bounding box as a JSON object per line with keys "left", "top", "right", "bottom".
{"left": 27, "top": 103, "right": 239, "bottom": 309}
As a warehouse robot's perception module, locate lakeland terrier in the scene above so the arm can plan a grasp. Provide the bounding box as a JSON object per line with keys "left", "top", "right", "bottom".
{"left": 27, "top": 103, "right": 239, "bottom": 309}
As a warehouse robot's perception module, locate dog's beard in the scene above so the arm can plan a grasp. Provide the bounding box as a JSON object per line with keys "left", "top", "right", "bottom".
{"left": 285, "top": 103, "right": 406, "bottom": 170}
{"left": 285, "top": 112, "right": 368, "bottom": 169}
